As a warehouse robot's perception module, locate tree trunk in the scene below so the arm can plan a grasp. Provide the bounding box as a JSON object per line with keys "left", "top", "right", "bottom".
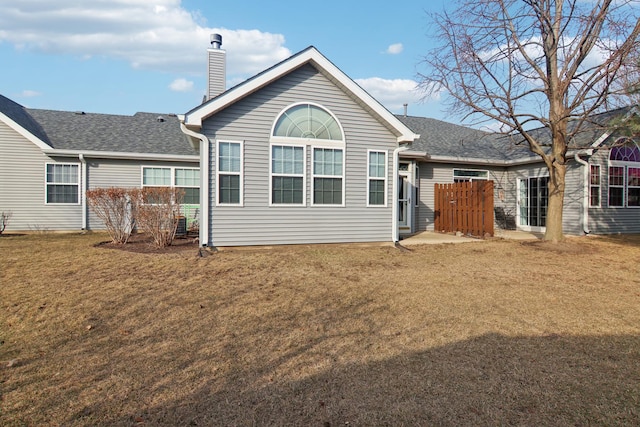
{"left": 544, "top": 163, "right": 566, "bottom": 242}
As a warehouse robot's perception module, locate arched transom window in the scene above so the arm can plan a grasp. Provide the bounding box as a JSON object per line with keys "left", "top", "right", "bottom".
{"left": 608, "top": 139, "right": 640, "bottom": 208}
{"left": 273, "top": 103, "right": 343, "bottom": 141}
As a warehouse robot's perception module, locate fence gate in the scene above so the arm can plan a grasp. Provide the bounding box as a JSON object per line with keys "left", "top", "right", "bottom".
{"left": 434, "top": 181, "right": 494, "bottom": 237}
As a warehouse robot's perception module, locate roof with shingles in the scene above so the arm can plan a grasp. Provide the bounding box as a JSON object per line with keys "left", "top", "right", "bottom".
{"left": 0, "top": 94, "right": 51, "bottom": 144}
{"left": 0, "top": 94, "right": 197, "bottom": 157}
{"left": 26, "top": 109, "right": 197, "bottom": 156}
{"left": 397, "top": 115, "right": 536, "bottom": 162}
{"left": 397, "top": 108, "right": 631, "bottom": 162}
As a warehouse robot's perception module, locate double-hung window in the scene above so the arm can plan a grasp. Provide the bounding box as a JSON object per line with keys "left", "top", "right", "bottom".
{"left": 142, "top": 166, "right": 200, "bottom": 204}
{"left": 271, "top": 145, "right": 305, "bottom": 205}
{"left": 175, "top": 168, "right": 200, "bottom": 204}
{"left": 217, "top": 141, "right": 243, "bottom": 205}
{"left": 608, "top": 142, "right": 640, "bottom": 208}
{"left": 368, "top": 150, "right": 387, "bottom": 206}
{"left": 589, "top": 164, "right": 601, "bottom": 207}
{"left": 46, "top": 163, "right": 80, "bottom": 204}
{"left": 313, "top": 147, "right": 343, "bottom": 205}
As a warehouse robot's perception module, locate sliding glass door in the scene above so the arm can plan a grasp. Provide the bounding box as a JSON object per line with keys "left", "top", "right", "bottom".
{"left": 518, "top": 176, "right": 549, "bottom": 228}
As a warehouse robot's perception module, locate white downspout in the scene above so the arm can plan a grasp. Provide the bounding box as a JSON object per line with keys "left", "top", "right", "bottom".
{"left": 180, "top": 123, "right": 210, "bottom": 247}
{"left": 574, "top": 150, "right": 593, "bottom": 235}
{"left": 79, "top": 153, "right": 87, "bottom": 230}
{"left": 392, "top": 145, "right": 410, "bottom": 243}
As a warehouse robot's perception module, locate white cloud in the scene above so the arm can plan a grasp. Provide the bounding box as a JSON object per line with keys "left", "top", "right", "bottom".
{"left": 0, "top": 1, "right": 292, "bottom": 78}
{"left": 356, "top": 77, "right": 425, "bottom": 112}
{"left": 169, "top": 78, "right": 193, "bottom": 92}
{"left": 386, "top": 43, "right": 403, "bottom": 55}
{"left": 20, "top": 90, "right": 41, "bottom": 97}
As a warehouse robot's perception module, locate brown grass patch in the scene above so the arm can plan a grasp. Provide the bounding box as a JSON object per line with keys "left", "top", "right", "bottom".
{"left": 1, "top": 233, "right": 640, "bottom": 426}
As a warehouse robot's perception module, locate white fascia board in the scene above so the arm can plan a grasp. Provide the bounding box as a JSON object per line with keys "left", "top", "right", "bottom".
{"left": 0, "top": 111, "right": 52, "bottom": 150}
{"left": 41, "top": 148, "right": 199, "bottom": 162}
{"left": 183, "top": 47, "right": 420, "bottom": 144}
{"left": 427, "top": 154, "right": 542, "bottom": 166}
{"left": 399, "top": 150, "right": 428, "bottom": 159}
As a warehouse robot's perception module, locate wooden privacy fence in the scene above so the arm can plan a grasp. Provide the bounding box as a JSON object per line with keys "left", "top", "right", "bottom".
{"left": 434, "top": 181, "right": 494, "bottom": 237}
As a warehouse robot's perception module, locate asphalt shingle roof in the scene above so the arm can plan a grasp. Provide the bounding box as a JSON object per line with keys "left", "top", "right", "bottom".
{"left": 397, "top": 115, "right": 536, "bottom": 162}
{"left": 0, "top": 94, "right": 196, "bottom": 157}
{"left": 397, "top": 108, "right": 632, "bottom": 162}
{"left": 0, "top": 94, "right": 51, "bottom": 144}
{"left": 26, "top": 109, "right": 197, "bottom": 156}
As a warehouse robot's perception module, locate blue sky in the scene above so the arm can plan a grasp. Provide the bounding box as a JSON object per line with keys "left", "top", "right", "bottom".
{"left": 0, "top": 1, "right": 450, "bottom": 120}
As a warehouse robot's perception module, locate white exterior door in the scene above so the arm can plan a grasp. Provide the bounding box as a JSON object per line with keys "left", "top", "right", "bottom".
{"left": 398, "top": 162, "right": 413, "bottom": 234}
{"left": 517, "top": 176, "right": 549, "bottom": 231}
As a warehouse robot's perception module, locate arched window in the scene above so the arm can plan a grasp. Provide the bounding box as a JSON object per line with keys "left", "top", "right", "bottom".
{"left": 273, "top": 104, "right": 343, "bottom": 140}
{"left": 270, "top": 104, "right": 345, "bottom": 206}
{"left": 608, "top": 139, "right": 640, "bottom": 207}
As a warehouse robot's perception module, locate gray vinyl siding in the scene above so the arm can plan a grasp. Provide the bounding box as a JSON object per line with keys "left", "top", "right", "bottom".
{"left": 85, "top": 159, "right": 199, "bottom": 230}
{"left": 415, "top": 162, "right": 510, "bottom": 232}
{"left": 0, "top": 119, "right": 199, "bottom": 232}
{"left": 203, "top": 64, "right": 397, "bottom": 246}
{"left": 0, "top": 121, "right": 82, "bottom": 231}
{"left": 586, "top": 149, "right": 640, "bottom": 234}
{"left": 561, "top": 163, "right": 584, "bottom": 235}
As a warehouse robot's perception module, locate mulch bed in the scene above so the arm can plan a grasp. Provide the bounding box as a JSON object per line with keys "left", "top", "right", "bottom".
{"left": 95, "top": 233, "right": 199, "bottom": 254}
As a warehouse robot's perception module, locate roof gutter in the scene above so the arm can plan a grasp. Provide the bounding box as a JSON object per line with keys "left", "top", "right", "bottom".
{"left": 42, "top": 149, "right": 199, "bottom": 162}
{"left": 427, "top": 154, "right": 542, "bottom": 166}
{"left": 42, "top": 148, "right": 199, "bottom": 162}
{"left": 180, "top": 123, "right": 210, "bottom": 248}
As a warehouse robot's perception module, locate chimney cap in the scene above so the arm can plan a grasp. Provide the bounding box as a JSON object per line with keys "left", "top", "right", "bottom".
{"left": 210, "top": 33, "right": 222, "bottom": 49}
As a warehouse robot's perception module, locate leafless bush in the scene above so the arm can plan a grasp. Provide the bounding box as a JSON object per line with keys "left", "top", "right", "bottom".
{"left": 136, "top": 187, "right": 184, "bottom": 248}
{"left": 0, "top": 211, "right": 12, "bottom": 234}
{"left": 87, "top": 188, "right": 141, "bottom": 244}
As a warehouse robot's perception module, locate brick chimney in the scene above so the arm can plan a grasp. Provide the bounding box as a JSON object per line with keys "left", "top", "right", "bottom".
{"left": 207, "top": 33, "right": 226, "bottom": 101}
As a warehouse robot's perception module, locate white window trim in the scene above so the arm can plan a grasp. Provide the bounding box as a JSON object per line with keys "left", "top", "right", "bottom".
{"left": 311, "top": 146, "right": 345, "bottom": 207}
{"left": 453, "top": 168, "right": 489, "bottom": 182}
{"left": 589, "top": 164, "right": 601, "bottom": 208}
{"left": 45, "top": 162, "right": 80, "bottom": 205}
{"left": 269, "top": 143, "right": 307, "bottom": 207}
{"left": 607, "top": 141, "right": 640, "bottom": 208}
{"left": 140, "top": 165, "right": 201, "bottom": 205}
{"left": 516, "top": 174, "right": 549, "bottom": 233}
{"left": 270, "top": 101, "right": 346, "bottom": 145}
{"left": 627, "top": 165, "right": 640, "bottom": 209}
{"left": 215, "top": 140, "right": 244, "bottom": 207}
{"left": 367, "top": 149, "right": 387, "bottom": 207}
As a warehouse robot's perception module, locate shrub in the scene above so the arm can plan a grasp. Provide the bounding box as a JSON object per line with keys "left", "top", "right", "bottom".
{"left": 87, "top": 188, "right": 140, "bottom": 244}
{"left": 0, "top": 211, "right": 12, "bottom": 234}
{"left": 136, "top": 187, "right": 184, "bottom": 248}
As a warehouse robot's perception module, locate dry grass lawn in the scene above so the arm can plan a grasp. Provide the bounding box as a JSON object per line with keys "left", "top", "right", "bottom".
{"left": 1, "top": 232, "right": 639, "bottom": 426}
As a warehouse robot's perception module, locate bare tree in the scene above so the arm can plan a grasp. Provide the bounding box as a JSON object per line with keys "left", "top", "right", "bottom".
{"left": 420, "top": 0, "right": 640, "bottom": 242}
{"left": 0, "top": 211, "right": 12, "bottom": 235}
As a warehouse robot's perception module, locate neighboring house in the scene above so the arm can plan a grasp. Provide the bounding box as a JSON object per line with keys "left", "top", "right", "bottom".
{"left": 181, "top": 37, "right": 639, "bottom": 248}
{"left": 0, "top": 94, "right": 200, "bottom": 232}
{"left": 399, "top": 108, "right": 640, "bottom": 236}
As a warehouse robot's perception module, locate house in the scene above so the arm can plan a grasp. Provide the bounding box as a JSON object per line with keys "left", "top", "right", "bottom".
{"left": 3, "top": 37, "right": 637, "bottom": 241}
{"left": 0, "top": 94, "right": 200, "bottom": 232}
{"left": 181, "top": 36, "right": 639, "bottom": 248}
